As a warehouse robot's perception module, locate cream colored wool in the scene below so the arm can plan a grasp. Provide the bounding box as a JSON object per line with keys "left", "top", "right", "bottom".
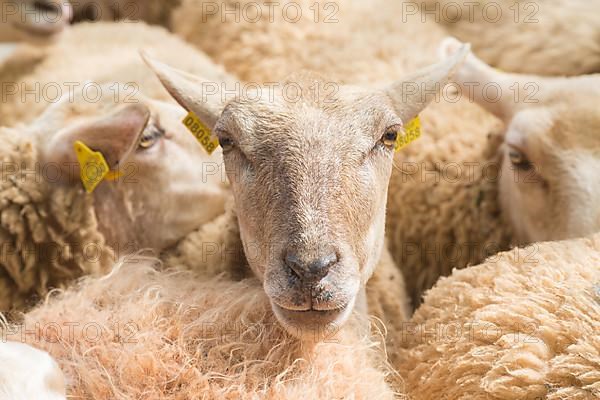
{"left": 0, "top": 21, "right": 234, "bottom": 127}
{"left": 172, "top": 0, "right": 363, "bottom": 83}
{"left": 365, "top": 239, "right": 412, "bottom": 365}
{"left": 172, "top": 0, "right": 446, "bottom": 84}
{"left": 0, "top": 125, "right": 113, "bottom": 312}
{"left": 171, "top": 0, "right": 507, "bottom": 305}
{"left": 161, "top": 196, "right": 247, "bottom": 279}
{"left": 397, "top": 233, "right": 600, "bottom": 399}
{"left": 422, "top": 0, "right": 600, "bottom": 76}
{"left": 14, "top": 258, "right": 403, "bottom": 399}
{"left": 387, "top": 110, "right": 511, "bottom": 306}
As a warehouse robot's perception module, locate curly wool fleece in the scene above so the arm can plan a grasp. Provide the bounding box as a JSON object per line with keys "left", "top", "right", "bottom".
{"left": 0, "top": 126, "right": 113, "bottom": 312}
{"left": 397, "top": 233, "right": 600, "bottom": 399}
{"left": 17, "top": 257, "right": 401, "bottom": 399}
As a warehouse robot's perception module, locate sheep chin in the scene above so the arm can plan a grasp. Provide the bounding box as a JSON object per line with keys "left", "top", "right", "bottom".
{"left": 270, "top": 297, "right": 356, "bottom": 342}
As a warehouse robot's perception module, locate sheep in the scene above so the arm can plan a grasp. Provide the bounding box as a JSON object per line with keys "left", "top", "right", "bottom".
{"left": 0, "top": 0, "right": 71, "bottom": 43}
{"left": 385, "top": 35, "right": 600, "bottom": 306}
{"left": 186, "top": 0, "right": 600, "bottom": 306}
{"left": 396, "top": 232, "right": 600, "bottom": 399}
{"left": 439, "top": 37, "right": 600, "bottom": 244}
{"left": 170, "top": 0, "right": 600, "bottom": 308}
{"left": 0, "top": 21, "right": 235, "bottom": 127}
{"left": 11, "top": 257, "right": 402, "bottom": 399}
{"left": 0, "top": 340, "right": 66, "bottom": 399}
{"left": 0, "top": 87, "right": 228, "bottom": 312}
{"left": 69, "top": 0, "right": 181, "bottom": 25}
{"left": 419, "top": 0, "right": 600, "bottom": 76}
{"left": 142, "top": 43, "right": 469, "bottom": 341}
{"left": 4, "top": 182, "right": 407, "bottom": 398}
{"left": 167, "top": 0, "right": 506, "bottom": 305}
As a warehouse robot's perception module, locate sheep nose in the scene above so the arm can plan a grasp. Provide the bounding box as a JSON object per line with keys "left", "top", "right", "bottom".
{"left": 285, "top": 251, "right": 338, "bottom": 283}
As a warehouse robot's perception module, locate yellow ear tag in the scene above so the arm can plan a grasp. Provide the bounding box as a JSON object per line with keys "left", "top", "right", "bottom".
{"left": 395, "top": 116, "right": 421, "bottom": 152}
{"left": 73, "top": 141, "right": 122, "bottom": 193}
{"left": 182, "top": 111, "right": 220, "bottom": 155}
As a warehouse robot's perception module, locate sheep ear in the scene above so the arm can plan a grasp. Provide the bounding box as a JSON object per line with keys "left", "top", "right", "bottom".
{"left": 141, "top": 51, "right": 223, "bottom": 129}
{"left": 437, "top": 37, "right": 490, "bottom": 86}
{"left": 43, "top": 103, "right": 150, "bottom": 181}
{"left": 437, "top": 37, "right": 520, "bottom": 121}
{"left": 387, "top": 43, "right": 470, "bottom": 123}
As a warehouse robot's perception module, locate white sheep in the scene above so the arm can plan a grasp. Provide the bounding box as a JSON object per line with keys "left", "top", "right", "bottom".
{"left": 177, "top": 0, "right": 600, "bottom": 307}
{"left": 0, "top": 340, "right": 66, "bottom": 400}
{"left": 167, "top": 0, "right": 504, "bottom": 305}
{"left": 386, "top": 37, "right": 600, "bottom": 304}
{"left": 0, "top": 87, "right": 228, "bottom": 311}
{"left": 142, "top": 43, "right": 468, "bottom": 341}
{"left": 0, "top": 35, "right": 468, "bottom": 398}
{"left": 0, "top": 23, "right": 237, "bottom": 311}
{"left": 396, "top": 232, "right": 600, "bottom": 399}
{"left": 420, "top": 0, "right": 600, "bottom": 76}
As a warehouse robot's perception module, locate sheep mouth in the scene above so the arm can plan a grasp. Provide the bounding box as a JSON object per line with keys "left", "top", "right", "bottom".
{"left": 271, "top": 301, "right": 354, "bottom": 339}
{"left": 275, "top": 303, "right": 349, "bottom": 314}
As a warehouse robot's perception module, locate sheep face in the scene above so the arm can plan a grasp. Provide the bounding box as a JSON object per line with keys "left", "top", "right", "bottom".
{"left": 213, "top": 82, "right": 398, "bottom": 338}
{"left": 0, "top": 0, "right": 71, "bottom": 42}
{"left": 143, "top": 46, "right": 469, "bottom": 339}
{"left": 499, "top": 98, "right": 600, "bottom": 243}
{"left": 36, "top": 87, "right": 227, "bottom": 252}
{"left": 440, "top": 37, "right": 600, "bottom": 244}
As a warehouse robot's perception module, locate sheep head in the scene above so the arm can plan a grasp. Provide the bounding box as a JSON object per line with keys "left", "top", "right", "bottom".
{"left": 0, "top": 0, "right": 71, "bottom": 43}
{"left": 440, "top": 37, "right": 600, "bottom": 244}
{"left": 34, "top": 86, "right": 227, "bottom": 253}
{"left": 144, "top": 46, "right": 469, "bottom": 339}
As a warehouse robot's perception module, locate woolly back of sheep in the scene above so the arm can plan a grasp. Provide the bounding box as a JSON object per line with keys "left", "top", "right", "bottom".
{"left": 0, "top": 126, "right": 113, "bottom": 312}
{"left": 397, "top": 233, "right": 600, "bottom": 399}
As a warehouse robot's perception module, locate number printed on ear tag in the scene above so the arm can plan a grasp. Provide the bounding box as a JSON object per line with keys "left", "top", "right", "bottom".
{"left": 73, "top": 141, "right": 122, "bottom": 193}
{"left": 182, "top": 111, "right": 220, "bottom": 155}
{"left": 395, "top": 116, "right": 421, "bottom": 152}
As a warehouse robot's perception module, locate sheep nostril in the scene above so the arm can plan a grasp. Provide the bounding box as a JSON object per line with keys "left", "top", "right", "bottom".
{"left": 284, "top": 251, "right": 338, "bottom": 283}
{"left": 284, "top": 253, "right": 303, "bottom": 279}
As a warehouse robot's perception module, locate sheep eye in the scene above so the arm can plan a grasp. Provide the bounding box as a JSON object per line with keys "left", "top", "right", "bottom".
{"left": 508, "top": 148, "right": 532, "bottom": 170}
{"left": 381, "top": 128, "right": 399, "bottom": 148}
{"left": 139, "top": 123, "right": 165, "bottom": 149}
{"left": 219, "top": 137, "right": 235, "bottom": 152}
